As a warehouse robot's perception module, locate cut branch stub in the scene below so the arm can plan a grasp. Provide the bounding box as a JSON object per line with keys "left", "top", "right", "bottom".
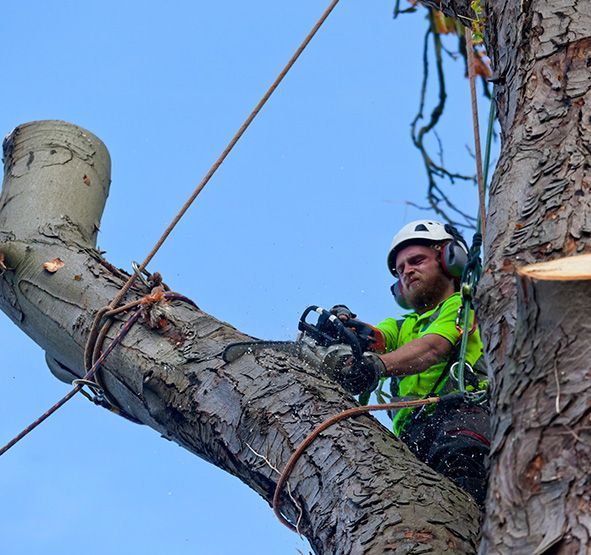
{"left": 517, "top": 254, "right": 591, "bottom": 281}
{"left": 0, "top": 120, "right": 111, "bottom": 246}
{"left": 483, "top": 255, "right": 591, "bottom": 553}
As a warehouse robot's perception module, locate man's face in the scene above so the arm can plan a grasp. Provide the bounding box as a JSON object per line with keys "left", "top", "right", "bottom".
{"left": 394, "top": 244, "right": 454, "bottom": 311}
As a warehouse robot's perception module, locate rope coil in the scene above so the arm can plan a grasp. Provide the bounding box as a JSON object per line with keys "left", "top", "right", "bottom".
{"left": 82, "top": 287, "right": 198, "bottom": 420}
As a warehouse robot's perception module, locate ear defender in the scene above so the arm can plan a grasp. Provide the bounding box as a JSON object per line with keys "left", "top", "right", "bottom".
{"left": 440, "top": 224, "right": 469, "bottom": 278}
{"left": 390, "top": 280, "right": 411, "bottom": 309}
{"left": 439, "top": 241, "right": 468, "bottom": 278}
{"left": 439, "top": 241, "right": 469, "bottom": 278}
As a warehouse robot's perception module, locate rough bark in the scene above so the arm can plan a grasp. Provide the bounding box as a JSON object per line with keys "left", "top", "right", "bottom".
{"left": 480, "top": 2, "right": 591, "bottom": 552}
{"left": 426, "top": 0, "right": 591, "bottom": 552}
{"left": 0, "top": 121, "right": 481, "bottom": 554}
{"left": 484, "top": 257, "right": 591, "bottom": 554}
{"left": 480, "top": 0, "right": 591, "bottom": 371}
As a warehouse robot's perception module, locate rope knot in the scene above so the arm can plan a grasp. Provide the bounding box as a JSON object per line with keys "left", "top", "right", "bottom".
{"left": 140, "top": 287, "right": 167, "bottom": 306}
{"left": 142, "top": 288, "right": 175, "bottom": 331}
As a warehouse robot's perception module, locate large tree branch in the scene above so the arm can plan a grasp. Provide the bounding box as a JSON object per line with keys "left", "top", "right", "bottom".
{"left": 0, "top": 121, "right": 481, "bottom": 554}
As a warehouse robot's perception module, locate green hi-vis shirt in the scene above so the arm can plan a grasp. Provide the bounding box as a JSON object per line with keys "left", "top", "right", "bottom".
{"left": 376, "top": 292, "right": 484, "bottom": 436}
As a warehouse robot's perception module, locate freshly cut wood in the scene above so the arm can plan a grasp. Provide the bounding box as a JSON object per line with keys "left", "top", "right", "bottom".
{"left": 518, "top": 255, "right": 591, "bottom": 281}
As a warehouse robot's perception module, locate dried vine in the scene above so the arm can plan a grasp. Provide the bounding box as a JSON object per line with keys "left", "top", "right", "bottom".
{"left": 394, "top": 1, "right": 493, "bottom": 228}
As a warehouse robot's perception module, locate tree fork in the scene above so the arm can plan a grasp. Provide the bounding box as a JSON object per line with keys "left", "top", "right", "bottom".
{"left": 482, "top": 256, "right": 591, "bottom": 554}
{"left": 0, "top": 121, "right": 481, "bottom": 554}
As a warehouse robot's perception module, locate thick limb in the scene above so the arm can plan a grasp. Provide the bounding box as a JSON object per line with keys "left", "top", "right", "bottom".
{"left": 0, "top": 121, "right": 481, "bottom": 554}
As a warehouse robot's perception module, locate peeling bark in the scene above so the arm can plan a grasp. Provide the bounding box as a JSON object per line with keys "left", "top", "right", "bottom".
{"left": 480, "top": 2, "right": 591, "bottom": 371}
{"left": 0, "top": 121, "right": 481, "bottom": 554}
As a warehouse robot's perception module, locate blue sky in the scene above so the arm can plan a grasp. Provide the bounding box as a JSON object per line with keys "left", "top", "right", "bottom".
{"left": 0, "top": 2, "right": 491, "bottom": 553}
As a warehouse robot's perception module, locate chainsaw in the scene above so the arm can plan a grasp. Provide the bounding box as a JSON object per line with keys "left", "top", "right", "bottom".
{"left": 222, "top": 305, "right": 384, "bottom": 396}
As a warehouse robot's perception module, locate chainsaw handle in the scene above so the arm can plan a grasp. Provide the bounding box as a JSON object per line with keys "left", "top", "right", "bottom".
{"left": 298, "top": 306, "right": 327, "bottom": 337}
{"left": 342, "top": 319, "right": 369, "bottom": 334}
{"left": 299, "top": 305, "right": 321, "bottom": 324}
{"left": 340, "top": 325, "right": 364, "bottom": 361}
{"left": 298, "top": 305, "right": 364, "bottom": 361}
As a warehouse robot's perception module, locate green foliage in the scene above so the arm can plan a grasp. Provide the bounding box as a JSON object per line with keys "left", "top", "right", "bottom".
{"left": 470, "top": 0, "right": 485, "bottom": 43}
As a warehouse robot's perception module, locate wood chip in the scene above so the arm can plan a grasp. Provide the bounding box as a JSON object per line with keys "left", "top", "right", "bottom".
{"left": 43, "top": 258, "right": 65, "bottom": 273}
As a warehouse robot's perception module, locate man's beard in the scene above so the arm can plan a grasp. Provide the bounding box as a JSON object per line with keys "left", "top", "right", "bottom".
{"left": 405, "top": 271, "right": 452, "bottom": 312}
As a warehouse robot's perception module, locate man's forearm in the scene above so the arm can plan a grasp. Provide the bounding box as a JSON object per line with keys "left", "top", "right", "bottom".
{"left": 379, "top": 334, "right": 453, "bottom": 377}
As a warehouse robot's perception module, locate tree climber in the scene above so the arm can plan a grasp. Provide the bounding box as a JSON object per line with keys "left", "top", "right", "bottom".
{"left": 335, "top": 220, "right": 490, "bottom": 505}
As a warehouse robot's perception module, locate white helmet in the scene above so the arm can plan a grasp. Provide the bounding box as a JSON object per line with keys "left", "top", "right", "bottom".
{"left": 387, "top": 219, "right": 466, "bottom": 276}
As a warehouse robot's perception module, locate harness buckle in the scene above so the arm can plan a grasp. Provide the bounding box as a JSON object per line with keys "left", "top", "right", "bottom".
{"left": 449, "top": 361, "right": 474, "bottom": 384}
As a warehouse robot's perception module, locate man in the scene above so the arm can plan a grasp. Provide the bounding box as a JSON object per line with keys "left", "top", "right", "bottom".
{"left": 336, "top": 219, "right": 490, "bottom": 504}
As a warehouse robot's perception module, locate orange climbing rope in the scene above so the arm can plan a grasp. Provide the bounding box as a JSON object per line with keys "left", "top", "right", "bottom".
{"left": 465, "top": 27, "right": 487, "bottom": 239}
{"left": 272, "top": 397, "right": 441, "bottom": 532}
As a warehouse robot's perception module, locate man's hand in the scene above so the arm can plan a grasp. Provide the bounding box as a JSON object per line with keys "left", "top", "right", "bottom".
{"left": 330, "top": 304, "right": 357, "bottom": 321}
{"left": 329, "top": 306, "right": 386, "bottom": 353}
{"left": 325, "top": 352, "right": 385, "bottom": 396}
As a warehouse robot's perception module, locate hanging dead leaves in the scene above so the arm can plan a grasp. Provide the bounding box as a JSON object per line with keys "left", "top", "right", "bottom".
{"left": 43, "top": 258, "right": 65, "bottom": 273}
{"left": 404, "top": 0, "right": 492, "bottom": 78}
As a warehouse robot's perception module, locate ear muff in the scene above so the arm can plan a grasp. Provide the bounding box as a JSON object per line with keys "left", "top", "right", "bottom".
{"left": 439, "top": 241, "right": 468, "bottom": 278}
{"left": 390, "top": 280, "right": 411, "bottom": 309}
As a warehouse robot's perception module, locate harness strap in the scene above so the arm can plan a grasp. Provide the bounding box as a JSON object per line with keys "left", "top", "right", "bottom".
{"left": 402, "top": 348, "right": 460, "bottom": 426}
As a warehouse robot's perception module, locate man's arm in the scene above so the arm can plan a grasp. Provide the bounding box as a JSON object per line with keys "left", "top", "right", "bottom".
{"left": 379, "top": 334, "right": 453, "bottom": 377}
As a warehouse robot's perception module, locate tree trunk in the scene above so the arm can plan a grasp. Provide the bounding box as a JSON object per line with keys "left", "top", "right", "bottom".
{"left": 0, "top": 121, "right": 481, "bottom": 554}
{"left": 424, "top": 0, "right": 591, "bottom": 552}
{"left": 484, "top": 257, "right": 591, "bottom": 554}
{"left": 479, "top": 2, "right": 591, "bottom": 553}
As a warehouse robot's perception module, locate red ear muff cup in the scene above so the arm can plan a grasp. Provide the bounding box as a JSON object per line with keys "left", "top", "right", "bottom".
{"left": 391, "top": 280, "right": 411, "bottom": 310}
{"left": 440, "top": 242, "right": 468, "bottom": 278}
